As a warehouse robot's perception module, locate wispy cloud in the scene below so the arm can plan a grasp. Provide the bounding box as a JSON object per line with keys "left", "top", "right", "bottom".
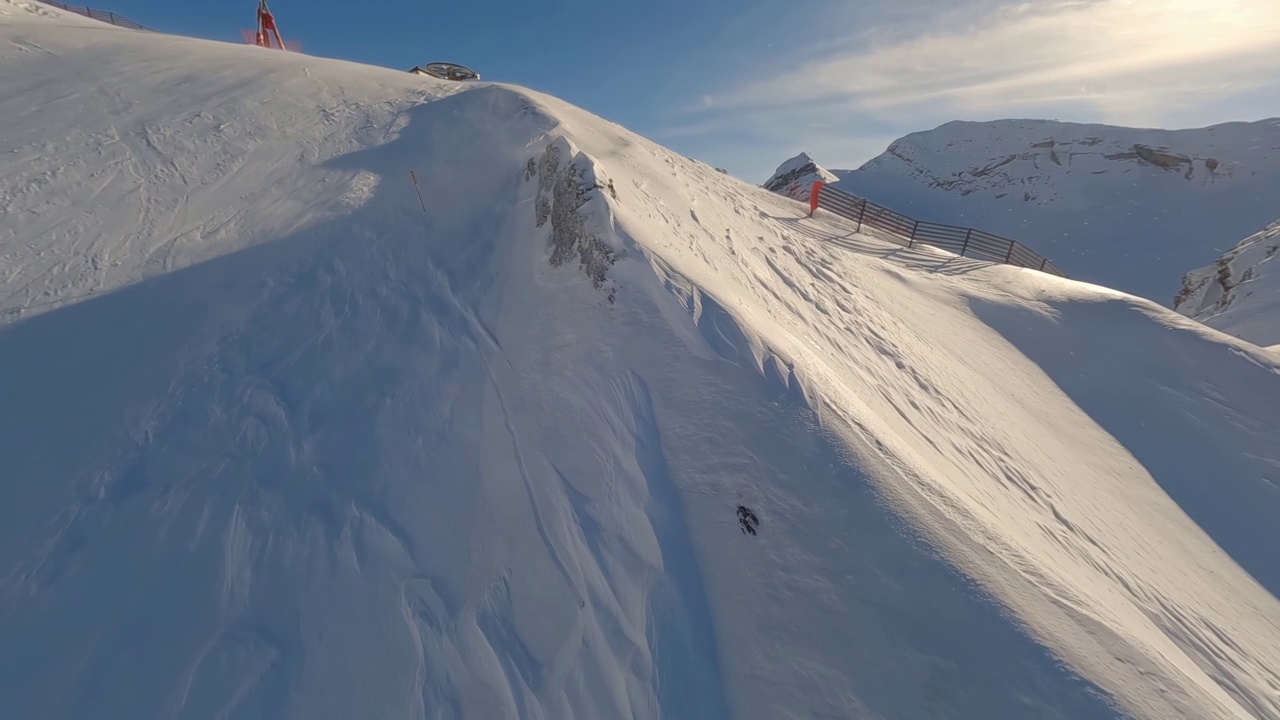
{"left": 664, "top": 0, "right": 1280, "bottom": 179}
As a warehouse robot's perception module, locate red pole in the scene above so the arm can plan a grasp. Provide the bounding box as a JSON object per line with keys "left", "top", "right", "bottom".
{"left": 809, "top": 180, "right": 825, "bottom": 216}
{"left": 257, "top": 0, "right": 285, "bottom": 49}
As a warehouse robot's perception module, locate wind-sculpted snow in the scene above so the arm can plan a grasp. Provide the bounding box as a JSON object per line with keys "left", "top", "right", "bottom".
{"left": 3, "top": 6, "right": 1280, "bottom": 720}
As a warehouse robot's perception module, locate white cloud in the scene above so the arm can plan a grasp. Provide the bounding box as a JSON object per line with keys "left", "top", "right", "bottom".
{"left": 711, "top": 0, "right": 1280, "bottom": 117}
{"left": 667, "top": 0, "right": 1280, "bottom": 177}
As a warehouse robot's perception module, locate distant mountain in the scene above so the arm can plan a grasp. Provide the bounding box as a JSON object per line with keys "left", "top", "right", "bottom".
{"left": 815, "top": 118, "right": 1280, "bottom": 303}
{"left": 762, "top": 152, "right": 837, "bottom": 201}
{"left": 1174, "top": 218, "right": 1280, "bottom": 348}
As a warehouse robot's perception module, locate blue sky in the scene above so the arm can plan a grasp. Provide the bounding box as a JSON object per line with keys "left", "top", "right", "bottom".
{"left": 98, "top": 0, "right": 1280, "bottom": 182}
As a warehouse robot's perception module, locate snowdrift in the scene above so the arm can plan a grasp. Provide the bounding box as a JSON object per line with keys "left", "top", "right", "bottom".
{"left": 3, "top": 3, "right": 1280, "bottom": 720}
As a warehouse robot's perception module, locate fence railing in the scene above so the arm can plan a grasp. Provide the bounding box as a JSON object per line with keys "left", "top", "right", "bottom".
{"left": 35, "top": 0, "right": 152, "bottom": 31}
{"left": 808, "top": 181, "right": 1066, "bottom": 277}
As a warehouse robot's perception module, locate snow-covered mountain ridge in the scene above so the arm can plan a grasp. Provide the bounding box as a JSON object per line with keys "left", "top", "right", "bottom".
{"left": 761, "top": 152, "right": 836, "bottom": 201}
{"left": 861, "top": 122, "right": 1245, "bottom": 199}
{"left": 821, "top": 118, "right": 1280, "bottom": 304}
{"left": 1174, "top": 218, "right": 1280, "bottom": 347}
{"left": 4, "top": 4, "right": 1280, "bottom": 720}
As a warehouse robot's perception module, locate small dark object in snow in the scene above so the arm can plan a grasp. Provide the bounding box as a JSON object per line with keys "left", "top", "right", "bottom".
{"left": 593, "top": 178, "right": 618, "bottom": 200}
{"left": 737, "top": 505, "right": 759, "bottom": 535}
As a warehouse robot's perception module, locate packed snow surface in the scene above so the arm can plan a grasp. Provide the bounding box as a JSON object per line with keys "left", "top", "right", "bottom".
{"left": 3, "top": 3, "right": 1280, "bottom": 720}
{"left": 1175, "top": 218, "right": 1280, "bottom": 348}
{"left": 831, "top": 118, "right": 1280, "bottom": 304}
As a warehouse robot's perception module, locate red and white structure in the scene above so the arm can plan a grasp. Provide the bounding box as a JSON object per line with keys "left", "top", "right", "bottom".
{"left": 241, "top": 0, "right": 299, "bottom": 51}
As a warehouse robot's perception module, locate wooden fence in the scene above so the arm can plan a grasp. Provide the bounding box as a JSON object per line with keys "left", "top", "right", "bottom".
{"left": 808, "top": 181, "right": 1066, "bottom": 277}
{"left": 36, "top": 0, "right": 152, "bottom": 31}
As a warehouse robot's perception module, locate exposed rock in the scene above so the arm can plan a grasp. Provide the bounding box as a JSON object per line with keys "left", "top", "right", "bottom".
{"left": 762, "top": 152, "right": 838, "bottom": 202}
{"left": 1174, "top": 218, "right": 1280, "bottom": 346}
{"left": 530, "top": 140, "right": 619, "bottom": 297}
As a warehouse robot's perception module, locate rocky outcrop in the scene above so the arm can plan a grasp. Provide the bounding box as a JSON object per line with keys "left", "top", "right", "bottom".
{"left": 873, "top": 133, "right": 1232, "bottom": 203}
{"left": 1175, "top": 219, "right": 1280, "bottom": 346}
{"left": 528, "top": 139, "right": 620, "bottom": 300}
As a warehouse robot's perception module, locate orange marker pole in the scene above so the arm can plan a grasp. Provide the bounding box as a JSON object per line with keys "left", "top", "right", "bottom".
{"left": 809, "top": 180, "right": 825, "bottom": 217}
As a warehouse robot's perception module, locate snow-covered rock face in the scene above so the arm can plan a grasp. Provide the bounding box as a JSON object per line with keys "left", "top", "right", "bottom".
{"left": 5, "top": 6, "right": 1280, "bottom": 720}
{"left": 864, "top": 123, "right": 1238, "bottom": 199}
{"left": 1174, "top": 218, "right": 1280, "bottom": 347}
{"left": 831, "top": 118, "right": 1280, "bottom": 303}
{"left": 762, "top": 152, "right": 837, "bottom": 201}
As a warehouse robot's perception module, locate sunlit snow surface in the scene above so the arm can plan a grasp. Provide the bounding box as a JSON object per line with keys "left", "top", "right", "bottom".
{"left": 2, "top": 3, "right": 1280, "bottom": 719}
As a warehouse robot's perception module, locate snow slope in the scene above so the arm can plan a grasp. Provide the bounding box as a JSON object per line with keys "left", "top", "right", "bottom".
{"left": 829, "top": 119, "right": 1280, "bottom": 304}
{"left": 1174, "top": 219, "right": 1280, "bottom": 348}
{"left": 4, "top": 4, "right": 1280, "bottom": 720}
{"left": 761, "top": 152, "right": 837, "bottom": 202}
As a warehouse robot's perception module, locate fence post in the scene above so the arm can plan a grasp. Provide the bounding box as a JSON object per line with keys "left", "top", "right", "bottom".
{"left": 1005, "top": 242, "right": 1015, "bottom": 262}
{"left": 854, "top": 200, "right": 866, "bottom": 232}
{"left": 1039, "top": 258, "right": 1047, "bottom": 271}
{"left": 961, "top": 228, "right": 972, "bottom": 257}
{"left": 907, "top": 220, "right": 919, "bottom": 248}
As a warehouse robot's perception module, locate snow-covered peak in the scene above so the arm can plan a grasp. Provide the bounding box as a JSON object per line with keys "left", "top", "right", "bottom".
{"left": 832, "top": 118, "right": 1280, "bottom": 303}
{"left": 1174, "top": 218, "right": 1280, "bottom": 347}
{"left": 762, "top": 151, "right": 837, "bottom": 201}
